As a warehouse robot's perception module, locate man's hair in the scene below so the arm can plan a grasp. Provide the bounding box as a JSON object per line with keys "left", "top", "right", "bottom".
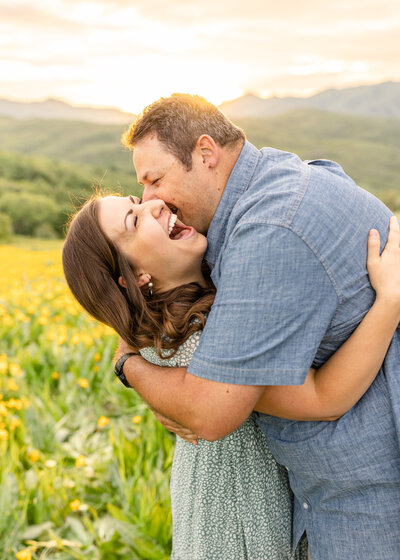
{"left": 121, "top": 93, "right": 245, "bottom": 170}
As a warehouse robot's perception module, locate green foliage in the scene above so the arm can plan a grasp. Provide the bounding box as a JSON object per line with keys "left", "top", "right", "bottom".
{"left": 0, "top": 246, "right": 174, "bottom": 558}
{"left": 0, "top": 150, "right": 142, "bottom": 238}
{"left": 0, "top": 110, "right": 399, "bottom": 238}
{"left": 0, "top": 212, "right": 13, "bottom": 241}
{"left": 0, "top": 191, "right": 60, "bottom": 236}
{"left": 0, "top": 117, "right": 134, "bottom": 175}
{"left": 236, "top": 110, "right": 400, "bottom": 195}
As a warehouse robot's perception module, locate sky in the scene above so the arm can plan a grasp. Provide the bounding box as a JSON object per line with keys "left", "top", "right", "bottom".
{"left": 1, "top": 0, "right": 400, "bottom": 113}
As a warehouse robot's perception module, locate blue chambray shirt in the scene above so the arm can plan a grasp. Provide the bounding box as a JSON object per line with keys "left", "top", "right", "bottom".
{"left": 188, "top": 141, "right": 400, "bottom": 560}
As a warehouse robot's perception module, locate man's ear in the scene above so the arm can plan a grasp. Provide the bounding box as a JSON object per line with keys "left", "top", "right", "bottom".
{"left": 196, "top": 135, "right": 219, "bottom": 168}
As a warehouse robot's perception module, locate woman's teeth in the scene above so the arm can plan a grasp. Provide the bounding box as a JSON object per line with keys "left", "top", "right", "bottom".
{"left": 168, "top": 213, "right": 177, "bottom": 236}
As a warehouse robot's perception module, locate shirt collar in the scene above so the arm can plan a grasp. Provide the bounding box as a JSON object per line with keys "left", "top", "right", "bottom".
{"left": 205, "top": 140, "right": 260, "bottom": 267}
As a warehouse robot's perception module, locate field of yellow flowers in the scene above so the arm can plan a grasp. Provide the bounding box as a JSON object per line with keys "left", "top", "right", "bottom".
{"left": 0, "top": 242, "right": 174, "bottom": 560}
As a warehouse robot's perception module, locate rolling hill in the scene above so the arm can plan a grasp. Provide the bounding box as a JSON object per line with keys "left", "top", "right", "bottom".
{"left": 220, "top": 81, "right": 400, "bottom": 120}
{"left": 1, "top": 107, "right": 400, "bottom": 238}
{"left": 1, "top": 109, "right": 399, "bottom": 195}
{"left": 0, "top": 98, "right": 136, "bottom": 124}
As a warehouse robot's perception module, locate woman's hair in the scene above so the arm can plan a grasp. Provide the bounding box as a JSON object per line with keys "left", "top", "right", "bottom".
{"left": 62, "top": 195, "right": 215, "bottom": 358}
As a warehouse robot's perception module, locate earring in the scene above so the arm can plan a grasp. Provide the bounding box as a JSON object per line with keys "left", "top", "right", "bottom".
{"left": 148, "top": 282, "right": 153, "bottom": 298}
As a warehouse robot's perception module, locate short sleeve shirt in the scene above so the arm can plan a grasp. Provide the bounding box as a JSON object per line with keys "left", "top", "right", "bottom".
{"left": 188, "top": 141, "right": 400, "bottom": 559}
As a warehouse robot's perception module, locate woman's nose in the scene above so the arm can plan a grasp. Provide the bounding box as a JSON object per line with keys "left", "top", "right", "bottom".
{"left": 142, "top": 198, "right": 166, "bottom": 215}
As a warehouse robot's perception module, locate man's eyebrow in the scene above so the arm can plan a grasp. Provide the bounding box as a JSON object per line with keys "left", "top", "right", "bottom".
{"left": 139, "top": 172, "right": 149, "bottom": 184}
{"left": 138, "top": 171, "right": 159, "bottom": 185}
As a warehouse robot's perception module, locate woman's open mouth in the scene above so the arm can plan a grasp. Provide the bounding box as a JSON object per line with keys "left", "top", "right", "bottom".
{"left": 168, "top": 214, "right": 195, "bottom": 240}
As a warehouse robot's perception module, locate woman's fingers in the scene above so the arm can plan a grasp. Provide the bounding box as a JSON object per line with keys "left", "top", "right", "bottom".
{"left": 386, "top": 215, "right": 400, "bottom": 248}
{"left": 367, "top": 228, "right": 381, "bottom": 267}
{"left": 152, "top": 410, "right": 199, "bottom": 444}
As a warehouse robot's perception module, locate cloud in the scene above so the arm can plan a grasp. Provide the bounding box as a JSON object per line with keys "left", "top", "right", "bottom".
{"left": 0, "top": 0, "right": 399, "bottom": 111}
{"left": 0, "top": 2, "right": 84, "bottom": 31}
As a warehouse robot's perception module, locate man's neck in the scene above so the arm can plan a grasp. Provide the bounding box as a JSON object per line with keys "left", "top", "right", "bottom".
{"left": 205, "top": 139, "right": 244, "bottom": 232}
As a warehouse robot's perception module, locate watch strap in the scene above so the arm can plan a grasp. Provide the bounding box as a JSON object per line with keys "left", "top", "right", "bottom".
{"left": 114, "top": 352, "right": 138, "bottom": 387}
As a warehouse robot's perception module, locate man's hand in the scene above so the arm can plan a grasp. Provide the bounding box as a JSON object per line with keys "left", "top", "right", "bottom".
{"left": 151, "top": 408, "right": 199, "bottom": 444}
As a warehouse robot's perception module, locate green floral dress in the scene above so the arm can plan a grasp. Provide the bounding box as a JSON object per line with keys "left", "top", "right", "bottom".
{"left": 140, "top": 331, "right": 308, "bottom": 560}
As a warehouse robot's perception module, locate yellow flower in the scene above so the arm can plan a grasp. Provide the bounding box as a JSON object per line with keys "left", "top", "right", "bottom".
{"left": 9, "top": 363, "right": 23, "bottom": 377}
{"left": 38, "top": 316, "right": 48, "bottom": 326}
{"left": 94, "top": 352, "right": 101, "bottom": 362}
{"left": 21, "top": 396, "right": 30, "bottom": 408}
{"left": 6, "top": 398, "right": 23, "bottom": 410}
{"left": 75, "top": 455, "right": 86, "bottom": 468}
{"left": 78, "top": 378, "right": 89, "bottom": 388}
{"left": 57, "top": 333, "right": 67, "bottom": 345}
{"left": 93, "top": 365, "right": 99, "bottom": 372}
{"left": 28, "top": 449, "right": 40, "bottom": 462}
{"left": 70, "top": 333, "right": 80, "bottom": 345}
{"left": 132, "top": 415, "right": 142, "bottom": 424}
{"left": 10, "top": 418, "right": 21, "bottom": 430}
{"left": 51, "top": 372, "right": 59, "bottom": 380}
{"left": 69, "top": 499, "right": 81, "bottom": 511}
{"left": 0, "top": 428, "right": 9, "bottom": 440}
{"left": 16, "top": 550, "right": 32, "bottom": 560}
{"left": 7, "top": 378, "right": 19, "bottom": 391}
{"left": 0, "top": 403, "right": 8, "bottom": 417}
{"left": 0, "top": 354, "right": 8, "bottom": 374}
{"left": 81, "top": 333, "right": 93, "bottom": 346}
{"left": 97, "top": 415, "right": 110, "bottom": 428}
{"left": 3, "top": 315, "right": 13, "bottom": 327}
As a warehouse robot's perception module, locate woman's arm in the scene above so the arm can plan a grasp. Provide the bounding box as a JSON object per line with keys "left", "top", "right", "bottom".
{"left": 254, "top": 217, "right": 400, "bottom": 421}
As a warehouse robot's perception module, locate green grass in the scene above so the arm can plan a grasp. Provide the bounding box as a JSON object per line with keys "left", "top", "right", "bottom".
{"left": 0, "top": 243, "right": 174, "bottom": 559}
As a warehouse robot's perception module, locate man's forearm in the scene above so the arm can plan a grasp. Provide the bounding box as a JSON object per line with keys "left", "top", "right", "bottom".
{"left": 123, "top": 355, "right": 263, "bottom": 441}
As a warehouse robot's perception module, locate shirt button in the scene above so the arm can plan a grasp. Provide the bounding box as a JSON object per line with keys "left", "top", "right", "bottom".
{"left": 303, "top": 502, "right": 310, "bottom": 510}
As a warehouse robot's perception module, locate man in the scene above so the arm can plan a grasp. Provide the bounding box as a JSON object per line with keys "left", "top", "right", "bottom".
{"left": 118, "top": 94, "right": 400, "bottom": 559}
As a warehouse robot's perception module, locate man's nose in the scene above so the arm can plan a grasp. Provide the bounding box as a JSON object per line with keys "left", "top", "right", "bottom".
{"left": 141, "top": 185, "right": 158, "bottom": 202}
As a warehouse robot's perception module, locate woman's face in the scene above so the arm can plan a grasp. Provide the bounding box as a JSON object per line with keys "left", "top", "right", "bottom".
{"left": 98, "top": 195, "right": 208, "bottom": 292}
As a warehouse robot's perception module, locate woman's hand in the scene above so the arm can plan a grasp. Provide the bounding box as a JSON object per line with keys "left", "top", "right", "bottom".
{"left": 151, "top": 408, "right": 199, "bottom": 445}
{"left": 367, "top": 216, "right": 400, "bottom": 317}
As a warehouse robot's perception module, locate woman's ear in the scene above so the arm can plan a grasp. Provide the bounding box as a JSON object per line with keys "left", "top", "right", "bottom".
{"left": 137, "top": 272, "right": 151, "bottom": 288}
{"left": 118, "top": 276, "right": 127, "bottom": 289}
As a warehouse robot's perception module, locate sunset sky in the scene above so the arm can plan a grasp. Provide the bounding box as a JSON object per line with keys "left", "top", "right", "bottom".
{"left": 1, "top": 0, "right": 400, "bottom": 113}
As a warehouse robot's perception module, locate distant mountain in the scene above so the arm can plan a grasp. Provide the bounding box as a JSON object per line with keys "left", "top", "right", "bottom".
{"left": 2, "top": 82, "right": 399, "bottom": 124}
{"left": 0, "top": 98, "right": 136, "bottom": 124}
{"left": 220, "top": 81, "right": 400, "bottom": 120}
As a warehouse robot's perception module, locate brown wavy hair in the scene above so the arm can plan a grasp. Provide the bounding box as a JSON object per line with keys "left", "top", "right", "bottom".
{"left": 121, "top": 93, "right": 245, "bottom": 170}
{"left": 62, "top": 195, "right": 215, "bottom": 358}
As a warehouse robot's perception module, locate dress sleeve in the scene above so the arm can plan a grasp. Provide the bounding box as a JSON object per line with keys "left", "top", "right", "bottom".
{"left": 140, "top": 330, "right": 202, "bottom": 368}
{"left": 188, "top": 223, "right": 338, "bottom": 386}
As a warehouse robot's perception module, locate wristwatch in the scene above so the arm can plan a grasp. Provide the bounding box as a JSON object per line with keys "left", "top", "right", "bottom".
{"left": 114, "top": 352, "right": 138, "bottom": 387}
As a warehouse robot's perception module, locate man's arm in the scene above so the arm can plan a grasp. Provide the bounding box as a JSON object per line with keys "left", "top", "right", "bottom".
{"left": 122, "top": 353, "right": 264, "bottom": 441}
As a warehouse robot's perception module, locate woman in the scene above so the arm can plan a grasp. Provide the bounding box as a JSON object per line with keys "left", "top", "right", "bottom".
{"left": 62, "top": 194, "right": 400, "bottom": 560}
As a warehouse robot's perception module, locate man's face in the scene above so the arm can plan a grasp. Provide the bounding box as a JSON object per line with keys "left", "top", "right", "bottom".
{"left": 133, "top": 134, "right": 214, "bottom": 234}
